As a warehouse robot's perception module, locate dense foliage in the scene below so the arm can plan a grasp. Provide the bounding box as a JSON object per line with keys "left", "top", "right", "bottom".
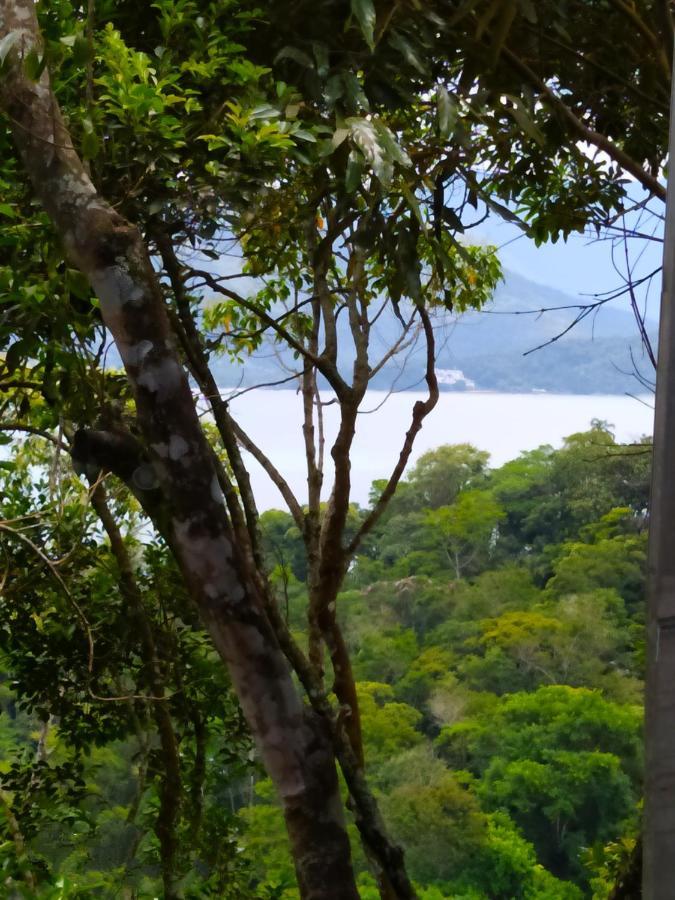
{"left": 0, "top": 0, "right": 666, "bottom": 895}
{"left": 0, "top": 422, "right": 649, "bottom": 897}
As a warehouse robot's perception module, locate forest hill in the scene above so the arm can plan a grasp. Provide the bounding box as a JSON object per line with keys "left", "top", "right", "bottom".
{"left": 0, "top": 422, "right": 648, "bottom": 897}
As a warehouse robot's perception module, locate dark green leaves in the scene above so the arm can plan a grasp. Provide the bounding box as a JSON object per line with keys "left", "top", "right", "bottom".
{"left": 351, "top": 0, "right": 377, "bottom": 49}
{"left": 345, "top": 117, "right": 411, "bottom": 186}
{"left": 3, "top": 340, "right": 27, "bottom": 375}
{"left": 23, "top": 49, "right": 47, "bottom": 82}
{"left": 437, "top": 86, "right": 457, "bottom": 139}
{"left": 80, "top": 118, "right": 99, "bottom": 160}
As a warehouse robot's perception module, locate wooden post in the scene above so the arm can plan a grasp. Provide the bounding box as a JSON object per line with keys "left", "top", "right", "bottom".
{"left": 644, "top": 36, "right": 675, "bottom": 899}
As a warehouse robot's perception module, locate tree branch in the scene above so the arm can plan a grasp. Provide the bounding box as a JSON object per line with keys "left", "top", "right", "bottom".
{"left": 229, "top": 417, "right": 305, "bottom": 530}
{"left": 501, "top": 45, "right": 667, "bottom": 201}
{"left": 90, "top": 485, "right": 183, "bottom": 898}
{"left": 605, "top": 0, "right": 671, "bottom": 80}
{"left": 348, "top": 306, "right": 439, "bottom": 556}
{"left": 188, "top": 268, "right": 347, "bottom": 396}
{"left": 0, "top": 8, "right": 361, "bottom": 890}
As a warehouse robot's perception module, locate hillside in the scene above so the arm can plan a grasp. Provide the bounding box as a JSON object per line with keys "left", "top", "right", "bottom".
{"left": 0, "top": 424, "right": 648, "bottom": 896}
{"left": 210, "top": 269, "right": 656, "bottom": 395}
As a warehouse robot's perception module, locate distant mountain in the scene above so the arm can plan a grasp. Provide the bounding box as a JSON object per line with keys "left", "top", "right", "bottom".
{"left": 210, "top": 269, "right": 657, "bottom": 395}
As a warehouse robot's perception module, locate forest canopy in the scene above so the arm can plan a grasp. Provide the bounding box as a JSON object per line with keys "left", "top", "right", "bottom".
{"left": 0, "top": 0, "right": 667, "bottom": 897}
{"left": 0, "top": 424, "right": 651, "bottom": 897}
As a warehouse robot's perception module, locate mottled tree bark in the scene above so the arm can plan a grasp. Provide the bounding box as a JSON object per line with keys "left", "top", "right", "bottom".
{"left": 156, "top": 237, "right": 419, "bottom": 898}
{"left": 0, "top": 3, "right": 358, "bottom": 896}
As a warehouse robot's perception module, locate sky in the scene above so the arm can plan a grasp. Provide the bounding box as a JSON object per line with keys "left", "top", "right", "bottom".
{"left": 474, "top": 185, "right": 664, "bottom": 322}
{"left": 484, "top": 227, "right": 663, "bottom": 328}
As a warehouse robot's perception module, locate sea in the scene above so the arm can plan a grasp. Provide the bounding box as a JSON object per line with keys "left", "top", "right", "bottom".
{"left": 225, "top": 389, "right": 654, "bottom": 510}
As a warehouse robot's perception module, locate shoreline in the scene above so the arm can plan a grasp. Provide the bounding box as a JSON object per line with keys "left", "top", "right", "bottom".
{"left": 218, "top": 384, "right": 653, "bottom": 400}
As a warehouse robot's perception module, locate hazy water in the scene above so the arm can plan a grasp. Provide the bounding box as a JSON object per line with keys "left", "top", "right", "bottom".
{"left": 226, "top": 390, "right": 654, "bottom": 510}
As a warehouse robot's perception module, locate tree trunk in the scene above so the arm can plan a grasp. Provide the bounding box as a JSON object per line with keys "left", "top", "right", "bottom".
{"left": 644, "top": 34, "right": 675, "bottom": 900}
{"left": 0, "top": 3, "right": 359, "bottom": 895}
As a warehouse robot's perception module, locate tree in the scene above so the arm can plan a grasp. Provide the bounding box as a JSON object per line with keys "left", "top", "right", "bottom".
{"left": 0, "top": 0, "right": 507, "bottom": 894}
{"left": 380, "top": 773, "right": 484, "bottom": 884}
{"left": 0, "top": 437, "right": 258, "bottom": 896}
{"left": 0, "top": 2, "right": 376, "bottom": 894}
{"left": 374, "top": 445, "right": 490, "bottom": 516}
{"left": 461, "top": 592, "right": 635, "bottom": 698}
{"left": 425, "top": 489, "right": 505, "bottom": 579}
{"left": 436, "top": 685, "right": 642, "bottom": 886}
{"left": 545, "top": 521, "right": 647, "bottom": 613}
{"left": 481, "top": 751, "right": 634, "bottom": 884}
{"left": 489, "top": 427, "right": 651, "bottom": 561}
{"left": 0, "top": 0, "right": 667, "bottom": 894}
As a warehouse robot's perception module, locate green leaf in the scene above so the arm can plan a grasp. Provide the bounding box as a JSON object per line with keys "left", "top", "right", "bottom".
{"left": 4, "top": 340, "right": 26, "bottom": 374}
{"left": 437, "top": 86, "right": 457, "bottom": 139}
{"left": 388, "top": 32, "right": 425, "bottom": 74}
{"left": 395, "top": 224, "right": 422, "bottom": 300}
{"left": 331, "top": 127, "right": 350, "bottom": 149}
{"left": 325, "top": 74, "right": 344, "bottom": 106}
{"left": 504, "top": 96, "right": 545, "bottom": 147}
{"left": 312, "top": 42, "right": 330, "bottom": 77}
{"left": 347, "top": 118, "right": 388, "bottom": 182}
{"left": 275, "top": 46, "right": 314, "bottom": 68}
{"left": 0, "top": 203, "right": 17, "bottom": 219}
{"left": 72, "top": 35, "right": 92, "bottom": 67}
{"left": 483, "top": 194, "right": 530, "bottom": 232}
{"left": 23, "top": 49, "right": 46, "bottom": 81}
{"left": 249, "top": 104, "right": 281, "bottom": 121}
{"left": 446, "top": 231, "right": 472, "bottom": 264}
{"left": 81, "top": 128, "right": 100, "bottom": 160}
{"left": 345, "top": 149, "right": 363, "bottom": 192}
{"left": 373, "top": 120, "right": 411, "bottom": 169}
{"left": 342, "top": 71, "right": 370, "bottom": 110}
{"left": 292, "top": 128, "right": 317, "bottom": 142}
{"left": 351, "top": 0, "right": 376, "bottom": 49}
{"left": 442, "top": 207, "right": 465, "bottom": 233}
{"left": 400, "top": 181, "right": 426, "bottom": 231}
{"left": 66, "top": 269, "right": 91, "bottom": 300}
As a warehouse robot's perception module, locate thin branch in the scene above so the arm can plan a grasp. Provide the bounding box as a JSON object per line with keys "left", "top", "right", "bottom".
{"left": 231, "top": 418, "right": 305, "bottom": 531}
{"left": 522, "top": 306, "right": 596, "bottom": 355}
{"left": 214, "top": 371, "right": 301, "bottom": 403}
{"left": 0, "top": 423, "right": 69, "bottom": 450}
{"left": 528, "top": 19, "right": 670, "bottom": 110}
{"left": 189, "top": 268, "right": 346, "bottom": 395}
{"left": 501, "top": 46, "right": 667, "bottom": 201}
{"left": 368, "top": 316, "right": 419, "bottom": 381}
{"left": 622, "top": 228, "right": 657, "bottom": 369}
{"left": 0, "top": 520, "right": 94, "bottom": 674}
{"left": 348, "top": 305, "right": 439, "bottom": 557}
{"left": 605, "top": 0, "right": 671, "bottom": 80}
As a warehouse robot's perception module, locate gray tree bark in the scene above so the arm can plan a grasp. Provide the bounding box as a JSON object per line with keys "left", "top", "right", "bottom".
{"left": 644, "top": 34, "right": 675, "bottom": 900}
{"left": 0, "top": 3, "right": 359, "bottom": 895}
